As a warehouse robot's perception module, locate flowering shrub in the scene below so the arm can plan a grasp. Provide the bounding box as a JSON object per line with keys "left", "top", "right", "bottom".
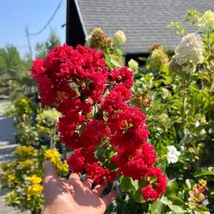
{"left": 31, "top": 44, "right": 167, "bottom": 203}
{"left": 36, "top": 108, "right": 60, "bottom": 148}
{"left": 4, "top": 97, "right": 34, "bottom": 121}
{"left": 0, "top": 146, "right": 68, "bottom": 214}
{"left": 130, "top": 9, "right": 214, "bottom": 213}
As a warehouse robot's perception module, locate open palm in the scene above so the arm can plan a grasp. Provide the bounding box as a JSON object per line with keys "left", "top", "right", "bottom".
{"left": 43, "top": 161, "right": 117, "bottom": 214}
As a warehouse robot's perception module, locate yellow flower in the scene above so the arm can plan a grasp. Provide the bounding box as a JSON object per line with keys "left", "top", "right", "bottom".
{"left": 45, "top": 148, "right": 61, "bottom": 163}
{"left": 27, "top": 184, "right": 43, "bottom": 196}
{"left": 20, "top": 98, "right": 27, "bottom": 103}
{"left": 62, "top": 162, "right": 69, "bottom": 173}
{"left": 26, "top": 175, "right": 42, "bottom": 184}
{"left": 8, "top": 174, "right": 16, "bottom": 181}
{"left": 19, "top": 160, "right": 34, "bottom": 168}
{"left": 13, "top": 146, "right": 37, "bottom": 157}
{"left": 199, "top": 179, "right": 207, "bottom": 186}
{"left": 56, "top": 161, "right": 69, "bottom": 174}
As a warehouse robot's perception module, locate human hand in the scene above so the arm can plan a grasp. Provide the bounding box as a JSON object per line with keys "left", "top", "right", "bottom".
{"left": 42, "top": 161, "right": 117, "bottom": 214}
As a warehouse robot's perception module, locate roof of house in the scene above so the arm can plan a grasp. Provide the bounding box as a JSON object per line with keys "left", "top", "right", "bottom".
{"left": 75, "top": 0, "right": 214, "bottom": 54}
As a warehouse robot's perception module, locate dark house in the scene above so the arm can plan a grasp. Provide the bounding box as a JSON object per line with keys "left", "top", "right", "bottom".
{"left": 66, "top": 0, "right": 214, "bottom": 63}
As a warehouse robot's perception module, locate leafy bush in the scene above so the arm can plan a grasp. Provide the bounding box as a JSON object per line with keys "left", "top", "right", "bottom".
{"left": 127, "top": 9, "right": 214, "bottom": 213}
{"left": 0, "top": 145, "right": 69, "bottom": 214}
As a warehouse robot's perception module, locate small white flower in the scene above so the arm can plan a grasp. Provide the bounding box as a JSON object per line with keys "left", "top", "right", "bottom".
{"left": 195, "top": 120, "right": 200, "bottom": 127}
{"left": 166, "top": 145, "right": 181, "bottom": 164}
{"left": 208, "top": 128, "right": 212, "bottom": 134}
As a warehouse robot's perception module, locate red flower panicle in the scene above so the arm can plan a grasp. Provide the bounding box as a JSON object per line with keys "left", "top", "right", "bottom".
{"left": 31, "top": 44, "right": 166, "bottom": 201}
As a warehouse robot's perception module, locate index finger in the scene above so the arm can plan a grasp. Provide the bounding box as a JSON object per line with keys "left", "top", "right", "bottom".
{"left": 69, "top": 172, "right": 81, "bottom": 180}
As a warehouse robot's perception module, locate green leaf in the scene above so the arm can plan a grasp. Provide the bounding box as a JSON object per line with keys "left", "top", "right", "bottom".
{"left": 194, "top": 169, "right": 214, "bottom": 177}
{"left": 151, "top": 200, "right": 165, "bottom": 214}
{"left": 116, "top": 48, "right": 124, "bottom": 56}
{"left": 160, "top": 195, "right": 173, "bottom": 206}
{"left": 200, "top": 90, "right": 209, "bottom": 102}
{"left": 110, "top": 58, "right": 121, "bottom": 68}
{"left": 168, "top": 204, "right": 187, "bottom": 213}
{"left": 165, "top": 186, "right": 176, "bottom": 198}
{"left": 185, "top": 179, "right": 195, "bottom": 190}
{"left": 153, "top": 79, "right": 163, "bottom": 88}
{"left": 119, "top": 176, "right": 138, "bottom": 191}
{"left": 156, "top": 161, "right": 166, "bottom": 172}
{"left": 138, "top": 179, "right": 146, "bottom": 188}
{"left": 169, "top": 181, "right": 178, "bottom": 191}
{"left": 167, "top": 195, "right": 185, "bottom": 206}
{"left": 132, "top": 188, "right": 145, "bottom": 203}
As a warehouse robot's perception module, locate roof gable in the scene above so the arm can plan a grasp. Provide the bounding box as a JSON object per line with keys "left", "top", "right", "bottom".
{"left": 76, "top": 0, "right": 214, "bottom": 53}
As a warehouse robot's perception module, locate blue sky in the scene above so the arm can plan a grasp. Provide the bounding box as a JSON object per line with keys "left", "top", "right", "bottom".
{"left": 0, "top": 0, "right": 66, "bottom": 58}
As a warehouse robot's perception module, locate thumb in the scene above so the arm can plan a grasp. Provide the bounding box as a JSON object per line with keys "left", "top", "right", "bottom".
{"left": 43, "top": 161, "right": 58, "bottom": 185}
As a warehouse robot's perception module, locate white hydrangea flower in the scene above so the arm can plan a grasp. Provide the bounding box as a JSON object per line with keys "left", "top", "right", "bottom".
{"left": 198, "top": 10, "right": 214, "bottom": 33}
{"left": 114, "top": 30, "right": 126, "bottom": 44}
{"left": 174, "top": 33, "right": 204, "bottom": 67}
{"left": 166, "top": 145, "right": 181, "bottom": 164}
{"left": 128, "top": 59, "right": 139, "bottom": 71}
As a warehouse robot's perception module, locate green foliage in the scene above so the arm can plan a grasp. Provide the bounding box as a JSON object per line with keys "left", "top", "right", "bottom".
{"left": 16, "top": 123, "right": 39, "bottom": 146}
{"left": 128, "top": 9, "right": 214, "bottom": 214}
{"left": 0, "top": 44, "right": 23, "bottom": 71}
{"left": 35, "top": 29, "right": 61, "bottom": 58}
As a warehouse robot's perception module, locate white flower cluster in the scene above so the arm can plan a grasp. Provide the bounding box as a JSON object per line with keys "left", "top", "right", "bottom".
{"left": 174, "top": 33, "right": 204, "bottom": 66}
{"left": 128, "top": 59, "right": 139, "bottom": 71}
{"left": 114, "top": 30, "right": 126, "bottom": 44}
{"left": 198, "top": 10, "right": 214, "bottom": 33}
{"left": 166, "top": 145, "right": 181, "bottom": 164}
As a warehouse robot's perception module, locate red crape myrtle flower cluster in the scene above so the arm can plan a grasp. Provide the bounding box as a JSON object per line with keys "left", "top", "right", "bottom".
{"left": 31, "top": 44, "right": 167, "bottom": 201}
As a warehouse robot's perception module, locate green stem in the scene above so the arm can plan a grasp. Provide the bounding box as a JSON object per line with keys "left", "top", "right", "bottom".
{"left": 207, "top": 32, "right": 212, "bottom": 121}
{"left": 208, "top": 68, "right": 212, "bottom": 121}
{"left": 181, "top": 79, "right": 186, "bottom": 137}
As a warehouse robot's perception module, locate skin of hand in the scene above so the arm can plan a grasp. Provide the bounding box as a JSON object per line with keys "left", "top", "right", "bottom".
{"left": 42, "top": 161, "right": 117, "bottom": 214}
